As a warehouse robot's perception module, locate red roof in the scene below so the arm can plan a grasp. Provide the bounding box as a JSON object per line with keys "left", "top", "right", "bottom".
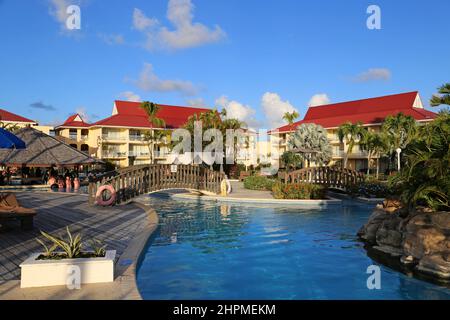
{"left": 56, "top": 114, "right": 90, "bottom": 128}
{"left": 272, "top": 92, "right": 437, "bottom": 133}
{"left": 91, "top": 101, "right": 211, "bottom": 129}
{"left": 0, "top": 108, "right": 36, "bottom": 124}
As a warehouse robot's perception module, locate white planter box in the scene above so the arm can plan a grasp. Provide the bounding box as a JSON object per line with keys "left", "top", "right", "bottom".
{"left": 20, "top": 250, "right": 116, "bottom": 288}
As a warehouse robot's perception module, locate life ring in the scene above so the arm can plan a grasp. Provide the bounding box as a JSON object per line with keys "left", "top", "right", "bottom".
{"left": 95, "top": 185, "right": 116, "bottom": 206}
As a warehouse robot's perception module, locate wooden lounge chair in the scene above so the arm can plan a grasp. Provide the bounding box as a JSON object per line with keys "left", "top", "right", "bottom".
{"left": 0, "top": 193, "right": 36, "bottom": 230}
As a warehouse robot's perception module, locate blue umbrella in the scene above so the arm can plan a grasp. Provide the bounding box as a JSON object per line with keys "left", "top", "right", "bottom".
{"left": 0, "top": 128, "right": 26, "bottom": 149}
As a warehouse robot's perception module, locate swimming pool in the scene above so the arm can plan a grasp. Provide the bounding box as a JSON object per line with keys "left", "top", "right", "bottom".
{"left": 137, "top": 193, "right": 450, "bottom": 300}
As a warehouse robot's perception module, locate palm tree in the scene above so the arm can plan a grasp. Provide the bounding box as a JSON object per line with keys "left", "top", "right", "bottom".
{"left": 430, "top": 83, "right": 450, "bottom": 107}
{"left": 390, "top": 110, "right": 450, "bottom": 210}
{"left": 359, "top": 131, "right": 387, "bottom": 177}
{"left": 282, "top": 111, "right": 300, "bottom": 125}
{"left": 140, "top": 101, "right": 166, "bottom": 164}
{"left": 337, "top": 122, "right": 366, "bottom": 169}
{"left": 381, "top": 112, "right": 417, "bottom": 171}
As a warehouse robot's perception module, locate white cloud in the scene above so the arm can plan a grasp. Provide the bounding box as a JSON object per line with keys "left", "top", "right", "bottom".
{"left": 48, "top": 0, "right": 69, "bottom": 25}
{"left": 133, "top": 8, "right": 159, "bottom": 31}
{"left": 261, "top": 92, "right": 298, "bottom": 129}
{"left": 131, "top": 63, "right": 198, "bottom": 96}
{"left": 215, "top": 96, "right": 259, "bottom": 128}
{"left": 353, "top": 68, "right": 391, "bottom": 82}
{"left": 186, "top": 97, "right": 207, "bottom": 107}
{"left": 133, "top": 0, "right": 226, "bottom": 51}
{"left": 308, "top": 93, "right": 330, "bottom": 107}
{"left": 120, "top": 91, "right": 141, "bottom": 102}
{"left": 75, "top": 107, "right": 89, "bottom": 122}
{"left": 98, "top": 33, "right": 125, "bottom": 45}
{"left": 48, "top": 0, "right": 82, "bottom": 36}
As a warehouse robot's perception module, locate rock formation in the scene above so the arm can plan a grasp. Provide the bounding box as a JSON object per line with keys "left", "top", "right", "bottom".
{"left": 358, "top": 199, "right": 450, "bottom": 281}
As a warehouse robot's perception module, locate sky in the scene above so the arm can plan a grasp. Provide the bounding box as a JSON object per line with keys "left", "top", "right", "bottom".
{"left": 0, "top": 0, "right": 449, "bottom": 129}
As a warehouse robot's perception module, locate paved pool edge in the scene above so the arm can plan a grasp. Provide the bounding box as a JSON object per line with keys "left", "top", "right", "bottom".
{"left": 171, "top": 192, "right": 342, "bottom": 208}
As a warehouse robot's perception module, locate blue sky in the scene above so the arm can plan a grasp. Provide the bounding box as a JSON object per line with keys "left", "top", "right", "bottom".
{"left": 0, "top": 0, "right": 449, "bottom": 129}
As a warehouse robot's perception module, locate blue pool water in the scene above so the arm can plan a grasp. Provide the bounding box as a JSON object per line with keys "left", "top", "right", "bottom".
{"left": 137, "top": 194, "right": 450, "bottom": 300}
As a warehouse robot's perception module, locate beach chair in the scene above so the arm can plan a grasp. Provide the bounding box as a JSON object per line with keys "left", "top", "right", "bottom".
{"left": 0, "top": 193, "right": 37, "bottom": 230}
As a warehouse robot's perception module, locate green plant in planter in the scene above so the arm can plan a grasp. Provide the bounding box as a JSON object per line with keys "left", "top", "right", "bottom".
{"left": 89, "top": 239, "right": 107, "bottom": 257}
{"left": 39, "top": 227, "right": 83, "bottom": 259}
{"left": 35, "top": 238, "right": 58, "bottom": 258}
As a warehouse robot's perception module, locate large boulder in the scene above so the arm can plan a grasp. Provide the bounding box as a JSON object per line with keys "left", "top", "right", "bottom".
{"left": 358, "top": 206, "right": 450, "bottom": 282}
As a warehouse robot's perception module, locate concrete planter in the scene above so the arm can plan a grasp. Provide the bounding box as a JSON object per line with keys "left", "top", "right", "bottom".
{"left": 20, "top": 250, "right": 116, "bottom": 288}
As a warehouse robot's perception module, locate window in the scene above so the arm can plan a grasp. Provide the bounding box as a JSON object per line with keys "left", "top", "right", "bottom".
{"left": 81, "top": 144, "right": 89, "bottom": 153}
{"left": 70, "top": 144, "right": 78, "bottom": 149}
{"left": 69, "top": 129, "right": 77, "bottom": 140}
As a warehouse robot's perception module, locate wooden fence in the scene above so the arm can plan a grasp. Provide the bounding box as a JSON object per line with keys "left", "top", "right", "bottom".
{"left": 88, "top": 164, "right": 224, "bottom": 205}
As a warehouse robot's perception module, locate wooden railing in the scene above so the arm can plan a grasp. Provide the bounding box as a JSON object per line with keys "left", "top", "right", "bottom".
{"left": 287, "top": 166, "right": 364, "bottom": 190}
{"left": 88, "top": 164, "right": 224, "bottom": 205}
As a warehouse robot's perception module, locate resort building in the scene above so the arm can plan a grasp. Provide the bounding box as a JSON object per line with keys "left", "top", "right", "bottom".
{"left": 269, "top": 91, "right": 437, "bottom": 172}
{"left": 55, "top": 101, "right": 212, "bottom": 167}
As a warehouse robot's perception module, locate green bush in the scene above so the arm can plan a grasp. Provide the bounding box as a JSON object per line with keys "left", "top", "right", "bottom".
{"left": 272, "top": 182, "right": 326, "bottom": 199}
{"left": 348, "top": 181, "right": 392, "bottom": 198}
{"left": 243, "top": 176, "right": 275, "bottom": 191}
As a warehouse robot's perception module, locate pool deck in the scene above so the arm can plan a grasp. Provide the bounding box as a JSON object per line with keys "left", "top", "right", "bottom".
{"left": 0, "top": 192, "right": 158, "bottom": 300}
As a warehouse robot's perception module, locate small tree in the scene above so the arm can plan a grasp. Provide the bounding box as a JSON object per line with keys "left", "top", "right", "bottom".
{"left": 359, "top": 131, "right": 387, "bottom": 178}
{"left": 288, "top": 123, "right": 332, "bottom": 167}
{"left": 140, "top": 101, "right": 166, "bottom": 165}
{"left": 381, "top": 112, "right": 417, "bottom": 171}
{"left": 281, "top": 151, "right": 302, "bottom": 173}
{"left": 337, "top": 122, "right": 366, "bottom": 169}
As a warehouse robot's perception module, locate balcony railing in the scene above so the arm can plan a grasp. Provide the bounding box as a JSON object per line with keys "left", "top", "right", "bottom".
{"left": 80, "top": 135, "right": 89, "bottom": 141}
{"left": 332, "top": 150, "right": 369, "bottom": 158}
{"left": 69, "top": 134, "right": 78, "bottom": 140}
{"left": 102, "top": 151, "right": 127, "bottom": 158}
{"left": 129, "top": 135, "right": 145, "bottom": 141}
{"left": 128, "top": 151, "right": 150, "bottom": 157}
{"left": 154, "top": 151, "right": 169, "bottom": 158}
{"left": 102, "top": 134, "right": 126, "bottom": 141}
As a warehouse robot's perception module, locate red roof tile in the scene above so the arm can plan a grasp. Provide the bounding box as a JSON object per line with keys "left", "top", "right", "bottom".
{"left": 271, "top": 92, "right": 437, "bottom": 133}
{"left": 91, "top": 101, "right": 211, "bottom": 129}
{"left": 0, "top": 108, "right": 36, "bottom": 124}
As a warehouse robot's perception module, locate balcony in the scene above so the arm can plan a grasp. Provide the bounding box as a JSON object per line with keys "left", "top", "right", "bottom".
{"left": 154, "top": 151, "right": 169, "bottom": 158}
{"left": 102, "top": 151, "right": 127, "bottom": 158}
{"left": 128, "top": 150, "right": 150, "bottom": 157}
{"left": 69, "top": 134, "right": 78, "bottom": 140}
{"left": 332, "top": 150, "right": 369, "bottom": 158}
{"left": 102, "top": 134, "right": 126, "bottom": 141}
{"left": 129, "top": 135, "right": 145, "bottom": 142}
{"left": 80, "top": 135, "right": 89, "bottom": 141}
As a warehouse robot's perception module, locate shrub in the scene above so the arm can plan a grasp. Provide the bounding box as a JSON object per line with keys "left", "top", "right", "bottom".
{"left": 243, "top": 175, "right": 275, "bottom": 191}
{"left": 272, "top": 182, "right": 326, "bottom": 199}
{"left": 348, "top": 181, "right": 392, "bottom": 198}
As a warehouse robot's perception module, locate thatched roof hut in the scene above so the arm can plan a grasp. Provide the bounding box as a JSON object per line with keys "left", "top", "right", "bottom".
{"left": 0, "top": 127, "right": 102, "bottom": 167}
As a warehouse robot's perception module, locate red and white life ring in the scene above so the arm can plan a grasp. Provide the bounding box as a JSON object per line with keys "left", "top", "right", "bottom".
{"left": 95, "top": 185, "right": 116, "bottom": 206}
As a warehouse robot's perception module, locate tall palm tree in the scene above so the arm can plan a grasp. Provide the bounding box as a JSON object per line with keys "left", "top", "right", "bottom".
{"left": 282, "top": 111, "right": 300, "bottom": 125}
{"left": 359, "top": 131, "right": 387, "bottom": 177}
{"left": 430, "top": 83, "right": 450, "bottom": 107}
{"left": 381, "top": 112, "right": 417, "bottom": 171}
{"left": 140, "top": 101, "right": 166, "bottom": 164}
{"left": 337, "top": 122, "right": 366, "bottom": 169}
